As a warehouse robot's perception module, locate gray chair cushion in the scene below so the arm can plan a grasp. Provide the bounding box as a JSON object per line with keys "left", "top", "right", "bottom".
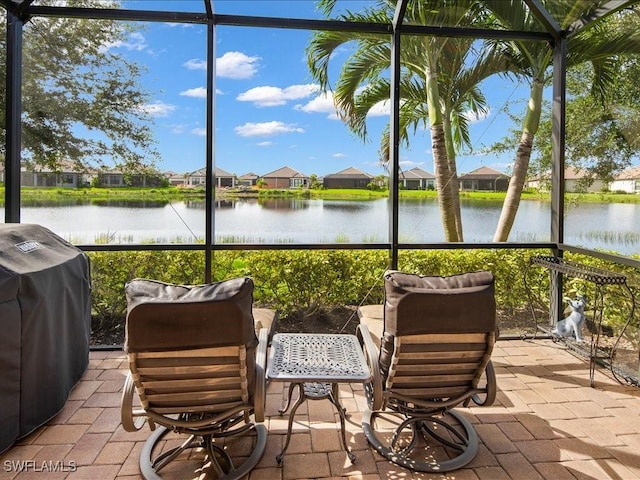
{"left": 125, "top": 277, "right": 257, "bottom": 353}
{"left": 380, "top": 270, "right": 496, "bottom": 379}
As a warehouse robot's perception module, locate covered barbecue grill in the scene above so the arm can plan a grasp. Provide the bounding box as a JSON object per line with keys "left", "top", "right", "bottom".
{"left": 0, "top": 224, "right": 91, "bottom": 453}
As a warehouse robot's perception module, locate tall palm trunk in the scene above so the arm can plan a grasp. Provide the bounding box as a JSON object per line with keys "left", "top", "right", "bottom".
{"left": 431, "top": 124, "right": 460, "bottom": 241}
{"left": 493, "top": 78, "right": 543, "bottom": 242}
{"left": 443, "top": 115, "right": 463, "bottom": 240}
{"left": 426, "top": 54, "right": 462, "bottom": 242}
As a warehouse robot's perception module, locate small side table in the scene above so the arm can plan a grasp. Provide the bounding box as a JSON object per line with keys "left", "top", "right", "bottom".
{"left": 266, "top": 333, "right": 371, "bottom": 463}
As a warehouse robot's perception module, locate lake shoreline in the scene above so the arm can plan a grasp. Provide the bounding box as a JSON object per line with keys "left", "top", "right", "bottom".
{"left": 2, "top": 185, "right": 640, "bottom": 205}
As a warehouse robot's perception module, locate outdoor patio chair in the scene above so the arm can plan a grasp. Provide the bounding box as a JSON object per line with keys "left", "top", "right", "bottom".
{"left": 357, "top": 270, "right": 497, "bottom": 473}
{"left": 120, "top": 277, "right": 276, "bottom": 480}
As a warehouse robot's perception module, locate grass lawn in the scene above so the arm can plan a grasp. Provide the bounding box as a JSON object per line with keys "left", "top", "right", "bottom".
{"left": 1, "top": 185, "right": 639, "bottom": 204}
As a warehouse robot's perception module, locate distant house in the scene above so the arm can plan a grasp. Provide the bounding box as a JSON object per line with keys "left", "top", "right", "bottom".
{"left": 96, "top": 168, "right": 165, "bottom": 187}
{"left": 564, "top": 166, "right": 606, "bottom": 193}
{"left": 459, "top": 166, "right": 509, "bottom": 191}
{"left": 260, "top": 166, "right": 309, "bottom": 189}
{"left": 96, "top": 168, "right": 126, "bottom": 187}
{"left": 610, "top": 166, "right": 640, "bottom": 194}
{"left": 238, "top": 172, "right": 259, "bottom": 187}
{"left": 399, "top": 167, "right": 436, "bottom": 190}
{"left": 323, "top": 167, "right": 373, "bottom": 189}
{"left": 528, "top": 166, "right": 605, "bottom": 193}
{"left": 164, "top": 171, "right": 186, "bottom": 187}
{"left": 185, "top": 167, "right": 236, "bottom": 188}
{"left": 20, "top": 160, "right": 94, "bottom": 187}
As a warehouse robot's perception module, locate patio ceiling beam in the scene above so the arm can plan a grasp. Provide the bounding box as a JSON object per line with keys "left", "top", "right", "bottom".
{"left": 4, "top": 8, "right": 24, "bottom": 223}
{"left": 0, "top": 0, "right": 35, "bottom": 19}
{"left": 203, "top": 0, "right": 213, "bottom": 19}
{"left": 392, "top": 0, "right": 408, "bottom": 30}
{"left": 523, "top": 0, "right": 562, "bottom": 40}
{"left": 567, "top": 0, "right": 639, "bottom": 36}
{"left": 399, "top": 24, "right": 552, "bottom": 42}
{"left": 21, "top": 5, "right": 392, "bottom": 33}
{"left": 388, "top": 0, "right": 408, "bottom": 270}
{"left": 23, "top": 5, "right": 209, "bottom": 23}
{"left": 17, "top": 4, "right": 553, "bottom": 42}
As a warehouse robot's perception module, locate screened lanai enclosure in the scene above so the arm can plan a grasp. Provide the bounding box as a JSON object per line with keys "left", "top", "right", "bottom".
{"left": 2, "top": 1, "right": 640, "bottom": 382}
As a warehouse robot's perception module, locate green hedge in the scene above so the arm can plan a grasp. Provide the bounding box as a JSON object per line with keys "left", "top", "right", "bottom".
{"left": 87, "top": 248, "right": 638, "bottom": 344}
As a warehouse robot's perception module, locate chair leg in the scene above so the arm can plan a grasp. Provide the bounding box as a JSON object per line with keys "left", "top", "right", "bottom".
{"left": 362, "top": 407, "right": 479, "bottom": 473}
{"left": 139, "top": 423, "right": 267, "bottom": 480}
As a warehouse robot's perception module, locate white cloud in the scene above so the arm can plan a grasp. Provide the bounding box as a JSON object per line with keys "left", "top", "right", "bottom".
{"left": 463, "top": 108, "right": 491, "bottom": 123}
{"left": 238, "top": 84, "right": 319, "bottom": 107}
{"left": 169, "top": 124, "right": 186, "bottom": 134}
{"left": 191, "top": 128, "right": 207, "bottom": 136}
{"left": 333, "top": 153, "right": 346, "bottom": 158}
{"left": 296, "top": 92, "right": 339, "bottom": 119}
{"left": 399, "top": 160, "right": 425, "bottom": 168}
{"left": 138, "top": 101, "right": 176, "bottom": 117}
{"left": 257, "top": 141, "right": 273, "bottom": 147}
{"left": 217, "top": 51, "right": 261, "bottom": 79}
{"left": 235, "top": 121, "right": 304, "bottom": 137}
{"left": 184, "top": 59, "right": 206, "bottom": 70}
{"left": 368, "top": 100, "right": 390, "bottom": 117}
{"left": 180, "top": 87, "right": 207, "bottom": 98}
{"left": 102, "top": 32, "right": 147, "bottom": 52}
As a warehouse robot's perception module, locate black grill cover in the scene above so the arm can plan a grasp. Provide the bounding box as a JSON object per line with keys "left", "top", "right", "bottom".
{"left": 0, "top": 224, "right": 91, "bottom": 454}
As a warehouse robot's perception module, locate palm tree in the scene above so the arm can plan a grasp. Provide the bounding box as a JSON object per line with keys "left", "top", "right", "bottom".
{"left": 307, "top": 0, "right": 506, "bottom": 241}
{"left": 487, "top": 0, "right": 640, "bottom": 241}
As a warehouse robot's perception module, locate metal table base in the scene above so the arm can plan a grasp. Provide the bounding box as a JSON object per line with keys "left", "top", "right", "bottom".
{"left": 266, "top": 333, "right": 372, "bottom": 464}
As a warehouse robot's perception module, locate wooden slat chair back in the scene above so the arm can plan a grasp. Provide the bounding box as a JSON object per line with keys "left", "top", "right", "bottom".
{"left": 120, "top": 277, "right": 268, "bottom": 480}
{"left": 359, "top": 270, "right": 497, "bottom": 473}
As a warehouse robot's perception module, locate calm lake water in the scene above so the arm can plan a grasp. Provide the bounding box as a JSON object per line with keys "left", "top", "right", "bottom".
{"left": 4, "top": 197, "right": 640, "bottom": 255}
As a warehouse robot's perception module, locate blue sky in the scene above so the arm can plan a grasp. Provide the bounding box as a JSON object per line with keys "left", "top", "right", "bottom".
{"left": 116, "top": 0, "right": 533, "bottom": 178}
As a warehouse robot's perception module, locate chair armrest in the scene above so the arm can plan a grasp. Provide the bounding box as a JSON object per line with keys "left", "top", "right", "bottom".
{"left": 120, "top": 371, "right": 149, "bottom": 432}
{"left": 254, "top": 327, "right": 268, "bottom": 422}
{"left": 357, "top": 323, "right": 384, "bottom": 411}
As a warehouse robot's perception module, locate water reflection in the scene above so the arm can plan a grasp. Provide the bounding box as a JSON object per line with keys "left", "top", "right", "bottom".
{"left": 20, "top": 198, "right": 169, "bottom": 208}
{"left": 4, "top": 197, "right": 639, "bottom": 255}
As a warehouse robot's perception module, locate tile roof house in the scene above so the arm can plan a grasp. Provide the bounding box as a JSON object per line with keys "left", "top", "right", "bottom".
{"left": 238, "top": 172, "right": 259, "bottom": 187}
{"left": 185, "top": 167, "right": 236, "bottom": 188}
{"left": 609, "top": 166, "right": 640, "bottom": 194}
{"left": 323, "top": 167, "right": 374, "bottom": 189}
{"left": 260, "top": 166, "right": 309, "bottom": 189}
{"left": 20, "top": 159, "right": 95, "bottom": 187}
{"left": 459, "top": 166, "right": 510, "bottom": 191}
{"left": 528, "top": 166, "right": 606, "bottom": 193}
{"left": 399, "top": 167, "right": 436, "bottom": 190}
{"left": 163, "top": 171, "right": 186, "bottom": 186}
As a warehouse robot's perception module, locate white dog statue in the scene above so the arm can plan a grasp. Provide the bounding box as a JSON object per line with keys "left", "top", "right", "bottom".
{"left": 552, "top": 296, "right": 587, "bottom": 342}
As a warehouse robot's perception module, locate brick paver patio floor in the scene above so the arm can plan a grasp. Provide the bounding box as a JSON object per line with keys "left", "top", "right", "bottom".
{"left": 2, "top": 338, "right": 640, "bottom": 479}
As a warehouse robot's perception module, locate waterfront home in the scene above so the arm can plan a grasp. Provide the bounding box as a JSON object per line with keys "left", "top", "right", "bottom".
{"left": 528, "top": 166, "right": 606, "bottom": 193}
{"left": 163, "top": 171, "right": 186, "bottom": 187}
{"left": 96, "top": 168, "right": 166, "bottom": 188}
{"left": 260, "top": 166, "right": 309, "bottom": 189}
{"left": 20, "top": 159, "right": 95, "bottom": 188}
{"left": 323, "top": 166, "right": 374, "bottom": 189}
{"left": 399, "top": 166, "right": 436, "bottom": 190}
{"left": 238, "top": 172, "right": 259, "bottom": 187}
{"left": 610, "top": 166, "right": 640, "bottom": 194}
{"left": 185, "top": 167, "right": 236, "bottom": 188}
{"left": 459, "top": 166, "right": 510, "bottom": 191}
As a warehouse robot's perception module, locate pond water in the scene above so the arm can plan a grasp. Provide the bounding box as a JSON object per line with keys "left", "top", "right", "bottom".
{"left": 4, "top": 197, "right": 640, "bottom": 255}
